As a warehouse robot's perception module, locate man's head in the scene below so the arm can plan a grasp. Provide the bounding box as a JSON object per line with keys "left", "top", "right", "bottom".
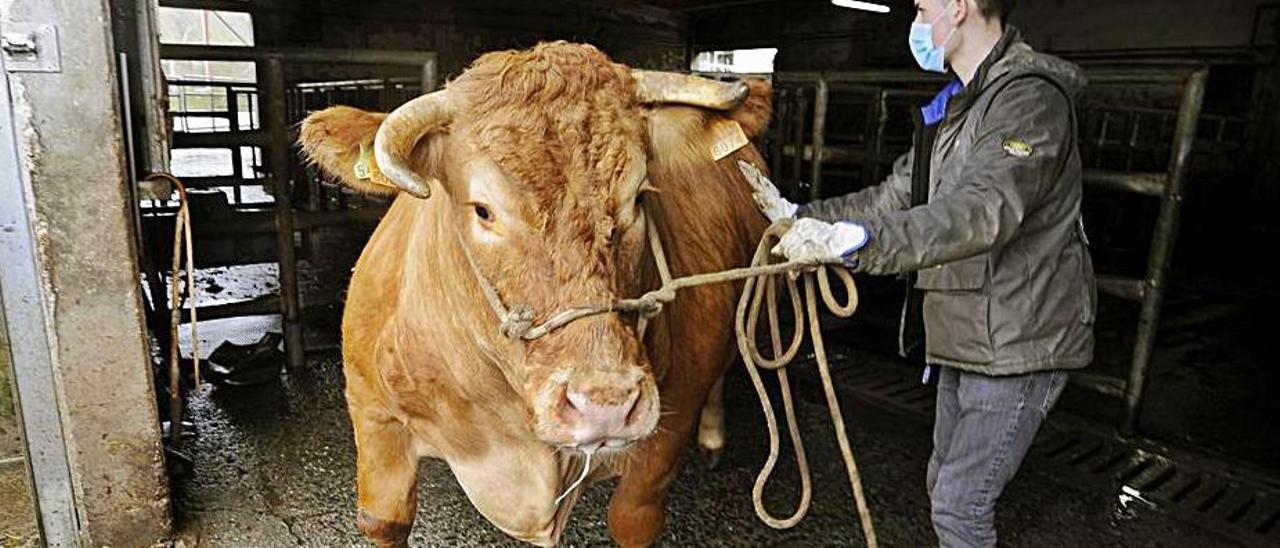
{"left": 912, "top": 0, "right": 1011, "bottom": 79}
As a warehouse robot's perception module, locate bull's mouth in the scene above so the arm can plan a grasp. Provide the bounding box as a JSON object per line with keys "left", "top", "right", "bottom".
{"left": 562, "top": 437, "right": 635, "bottom": 453}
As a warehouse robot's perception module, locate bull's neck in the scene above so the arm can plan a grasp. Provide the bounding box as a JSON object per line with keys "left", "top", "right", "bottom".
{"left": 399, "top": 197, "right": 526, "bottom": 391}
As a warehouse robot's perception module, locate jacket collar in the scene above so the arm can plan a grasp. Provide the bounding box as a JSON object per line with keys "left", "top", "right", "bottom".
{"left": 945, "top": 25, "right": 1022, "bottom": 118}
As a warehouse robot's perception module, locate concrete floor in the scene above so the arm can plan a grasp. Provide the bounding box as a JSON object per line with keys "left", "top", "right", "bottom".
{"left": 170, "top": 346, "right": 1238, "bottom": 547}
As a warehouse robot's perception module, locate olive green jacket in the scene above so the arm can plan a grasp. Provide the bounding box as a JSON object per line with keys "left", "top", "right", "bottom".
{"left": 803, "top": 28, "right": 1096, "bottom": 375}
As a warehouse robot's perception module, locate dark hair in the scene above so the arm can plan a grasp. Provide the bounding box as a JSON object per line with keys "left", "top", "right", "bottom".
{"left": 974, "top": 0, "right": 1016, "bottom": 21}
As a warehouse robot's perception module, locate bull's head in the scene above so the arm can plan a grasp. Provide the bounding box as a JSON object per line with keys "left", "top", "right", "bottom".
{"left": 300, "top": 42, "right": 767, "bottom": 453}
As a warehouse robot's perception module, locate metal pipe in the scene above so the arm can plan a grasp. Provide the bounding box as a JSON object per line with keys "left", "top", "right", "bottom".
{"left": 160, "top": 44, "right": 439, "bottom": 67}
{"left": 1069, "top": 372, "right": 1127, "bottom": 399}
{"left": 1083, "top": 170, "right": 1168, "bottom": 197}
{"left": 773, "top": 68, "right": 1193, "bottom": 87}
{"left": 809, "top": 77, "right": 829, "bottom": 201}
{"left": 421, "top": 57, "right": 439, "bottom": 92}
{"left": 1122, "top": 68, "right": 1209, "bottom": 436}
{"left": 264, "top": 58, "right": 306, "bottom": 370}
{"left": 1096, "top": 274, "right": 1147, "bottom": 302}
{"left": 769, "top": 87, "right": 786, "bottom": 182}
{"left": 790, "top": 89, "right": 808, "bottom": 199}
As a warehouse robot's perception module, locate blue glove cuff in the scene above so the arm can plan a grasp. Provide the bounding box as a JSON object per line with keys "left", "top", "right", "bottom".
{"left": 834, "top": 221, "right": 870, "bottom": 258}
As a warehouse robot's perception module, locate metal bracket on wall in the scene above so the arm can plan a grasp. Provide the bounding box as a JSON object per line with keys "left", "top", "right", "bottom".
{"left": 1, "top": 23, "right": 60, "bottom": 73}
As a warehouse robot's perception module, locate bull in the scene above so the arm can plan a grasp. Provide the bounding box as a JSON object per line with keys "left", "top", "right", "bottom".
{"left": 299, "top": 42, "right": 771, "bottom": 547}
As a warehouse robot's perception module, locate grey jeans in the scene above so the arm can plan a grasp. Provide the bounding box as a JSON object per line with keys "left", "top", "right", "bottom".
{"left": 926, "top": 366, "right": 1068, "bottom": 548}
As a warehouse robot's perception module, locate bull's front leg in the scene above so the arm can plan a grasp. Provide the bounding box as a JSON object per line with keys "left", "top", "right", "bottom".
{"left": 608, "top": 311, "right": 734, "bottom": 547}
{"left": 351, "top": 407, "right": 420, "bottom": 547}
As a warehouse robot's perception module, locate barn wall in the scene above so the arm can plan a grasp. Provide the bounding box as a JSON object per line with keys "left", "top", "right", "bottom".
{"left": 690, "top": 0, "right": 1280, "bottom": 279}
{"left": 252, "top": 0, "right": 689, "bottom": 78}
{"left": 2, "top": 0, "right": 171, "bottom": 544}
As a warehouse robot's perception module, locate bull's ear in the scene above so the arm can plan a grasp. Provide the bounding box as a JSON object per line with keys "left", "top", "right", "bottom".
{"left": 727, "top": 78, "right": 772, "bottom": 139}
{"left": 298, "top": 106, "right": 400, "bottom": 197}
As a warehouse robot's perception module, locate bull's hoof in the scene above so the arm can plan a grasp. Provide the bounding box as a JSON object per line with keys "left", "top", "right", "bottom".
{"left": 357, "top": 509, "right": 412, "bottom": 547}
{"left": 699, "top": 445, "right": 723, "bottom": 470}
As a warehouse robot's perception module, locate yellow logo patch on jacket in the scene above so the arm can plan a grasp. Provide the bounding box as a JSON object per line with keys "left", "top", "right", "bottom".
{"left": 1002, "top": 138, "right": 1034, "bottom": 158}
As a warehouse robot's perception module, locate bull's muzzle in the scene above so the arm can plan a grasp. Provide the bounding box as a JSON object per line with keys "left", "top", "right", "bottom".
{"left": 550, "top": 369, "right": 659, "bottom": 449}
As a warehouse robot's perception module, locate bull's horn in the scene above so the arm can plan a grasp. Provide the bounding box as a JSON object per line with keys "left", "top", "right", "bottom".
{"left": 373, "top": 91, "right": 455, "bottom": 198}
{"left": 632, "top": 70, "right": 749, "bottom": 111}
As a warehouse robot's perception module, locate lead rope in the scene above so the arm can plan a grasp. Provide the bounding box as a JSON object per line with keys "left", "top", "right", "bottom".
{"left": 459, "top": 209, "right": 876, "bottom": 545}
{"left": 735, "top": 224, "right": 877, "bottom": 547}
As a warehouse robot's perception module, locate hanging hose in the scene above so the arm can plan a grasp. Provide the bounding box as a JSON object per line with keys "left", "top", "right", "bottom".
{"left": 145, "top": 172, "right": 199, "bottom": 448}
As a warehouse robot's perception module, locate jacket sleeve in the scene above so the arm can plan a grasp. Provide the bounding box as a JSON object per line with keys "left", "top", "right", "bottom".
{"left": 855, "top": 78, "right": 1072, "bottom": 276}
{"left": 799, "top": 149, "right": 914, "bottom": 222}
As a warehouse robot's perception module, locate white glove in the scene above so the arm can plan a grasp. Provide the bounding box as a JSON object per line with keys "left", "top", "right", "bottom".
{"left": 738, "top": 160, "right": 799, "bottom": 223}
{"left": 772, "top": 218, "right": 869, "bottom": 264}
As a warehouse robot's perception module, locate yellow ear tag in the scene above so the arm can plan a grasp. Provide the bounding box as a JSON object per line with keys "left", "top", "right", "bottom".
{"left": 709, "top": 118, "right": 749, "bottom": 161}
{"left": 354, "top": 141, "right": 374, "bottom": 180}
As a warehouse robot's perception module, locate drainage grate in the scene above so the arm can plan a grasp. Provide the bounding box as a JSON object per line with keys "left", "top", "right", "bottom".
{"left": 1031, "top": 429, "right": 1280, "bottom": 547}
{"left": 795, "top": 351, "right": 1280, "bottom": 547}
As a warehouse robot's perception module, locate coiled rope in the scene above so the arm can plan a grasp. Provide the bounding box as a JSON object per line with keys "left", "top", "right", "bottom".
{"left": 734, "top": 223, "right": 877, "bottom": 547}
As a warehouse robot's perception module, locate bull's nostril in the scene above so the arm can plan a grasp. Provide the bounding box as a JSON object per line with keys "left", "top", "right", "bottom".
{"left": 565, "top": 384, "right": 640, "bottom": 434}
{"left": 558, "top": 386, "right": 583, "bottom": 423}
{"left": 622, "top": 386, "right": 645, "bottom": 428}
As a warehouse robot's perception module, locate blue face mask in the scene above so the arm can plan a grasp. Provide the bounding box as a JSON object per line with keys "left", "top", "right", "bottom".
{"left": 909, "top": 11, "right": 955, "bottom": 73}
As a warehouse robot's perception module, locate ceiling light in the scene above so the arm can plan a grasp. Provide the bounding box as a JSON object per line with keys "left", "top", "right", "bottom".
{"left": 831, "top": 0, "right": 891, "bottom": 13}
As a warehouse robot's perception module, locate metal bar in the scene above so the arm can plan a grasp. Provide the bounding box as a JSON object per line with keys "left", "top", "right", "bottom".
{"left": 136, "top": 0, "right": 171, "bottom": 173}
{"left": 1069, "top": 372, "right": 1127, "bottom": 399}
{"left": 775, "top": 70, "right": 946, "bottom": 86}
{"left": 160, "top": 44, "right": 439, "bottom": 66}
{"left": 1122, "top": 68, "right": 1210, "bottom": 436}
{"left": 773, "top": 68, "right": 1193, "bottom": 88}
{"left": 172, "top": 129, "right": 269, "bottom": 148}
{"left": 179, "top": 295, "right": 279, "bottom": 323}
{"left": 176, "top": 175, "right": 270, "bottom": 188}
{"left": 1097, "top": 274, "right": 1147, "bottom": 302}
{"left": 264, "top": 58, "right": 305, "bottom": 370}
{"left": 172, "top": 111, "right": 235, "bottom": 119}
{"left": 867, "top": 89, "right": 888, "bottom": 187}
{"left": 0, "top": 63, "right": 80, "bottom": 547}
{"left": 790, "top": 89, "right": 807, "bottom": 198}
{"left": 421, "top": 57, "right": 439, "bottom": 92}
{"left": 809, "top": 76, "right": 829, "bottom": 201}
{"left": 158, "top": 0, "right": 258, "bottom": 11}
{"left": 1083, "top": 170, "right": 1168, "bottom": 197}
{"left": 768, "top": 87, "right": 785, "bottom": 181}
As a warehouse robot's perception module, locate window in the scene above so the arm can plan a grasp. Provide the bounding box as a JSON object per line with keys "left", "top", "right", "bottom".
{"left": 150, "top": 7, "right": 266, "bottom": 208}
{"left": 690, "top": 48, "right": 778, "bottom": 74}
{"left": 157, "top": 7, "right": 253, "bottom": 47}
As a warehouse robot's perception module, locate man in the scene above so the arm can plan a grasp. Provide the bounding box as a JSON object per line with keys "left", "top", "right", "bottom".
{"left": 739, "top": 0, "right": 1095, "bottom": 546}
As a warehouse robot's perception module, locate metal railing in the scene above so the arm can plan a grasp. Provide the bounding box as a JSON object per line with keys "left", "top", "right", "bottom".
{"left": 765, "top": 66, "right": 1239, "bottom": 435}
{"left": 149, "top": 45, "right": 439, "bottom": 368}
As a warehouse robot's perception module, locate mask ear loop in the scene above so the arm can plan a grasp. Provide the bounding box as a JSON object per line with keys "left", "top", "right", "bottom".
{"left": 932, "top": 2, "right": 960, "bottom": 67}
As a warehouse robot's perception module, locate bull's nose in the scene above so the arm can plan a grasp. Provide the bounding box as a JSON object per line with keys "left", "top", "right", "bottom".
{"left": 559, "top": 379, "right": 651, "bottom": 446}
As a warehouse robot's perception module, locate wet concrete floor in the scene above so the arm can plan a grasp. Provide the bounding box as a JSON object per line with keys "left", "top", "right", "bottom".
{"left": 171, "top": 344, "right": 1239, "bottom": 547}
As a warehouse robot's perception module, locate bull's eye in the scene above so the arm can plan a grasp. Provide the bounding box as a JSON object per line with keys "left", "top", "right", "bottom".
{"left": 473, "top": 204, "right": 493, "bottom": 222}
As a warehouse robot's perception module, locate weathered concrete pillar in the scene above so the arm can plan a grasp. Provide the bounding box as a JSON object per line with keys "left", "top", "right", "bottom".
{"left": 1, "top": 0, "right": 170, "bottom": 545}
